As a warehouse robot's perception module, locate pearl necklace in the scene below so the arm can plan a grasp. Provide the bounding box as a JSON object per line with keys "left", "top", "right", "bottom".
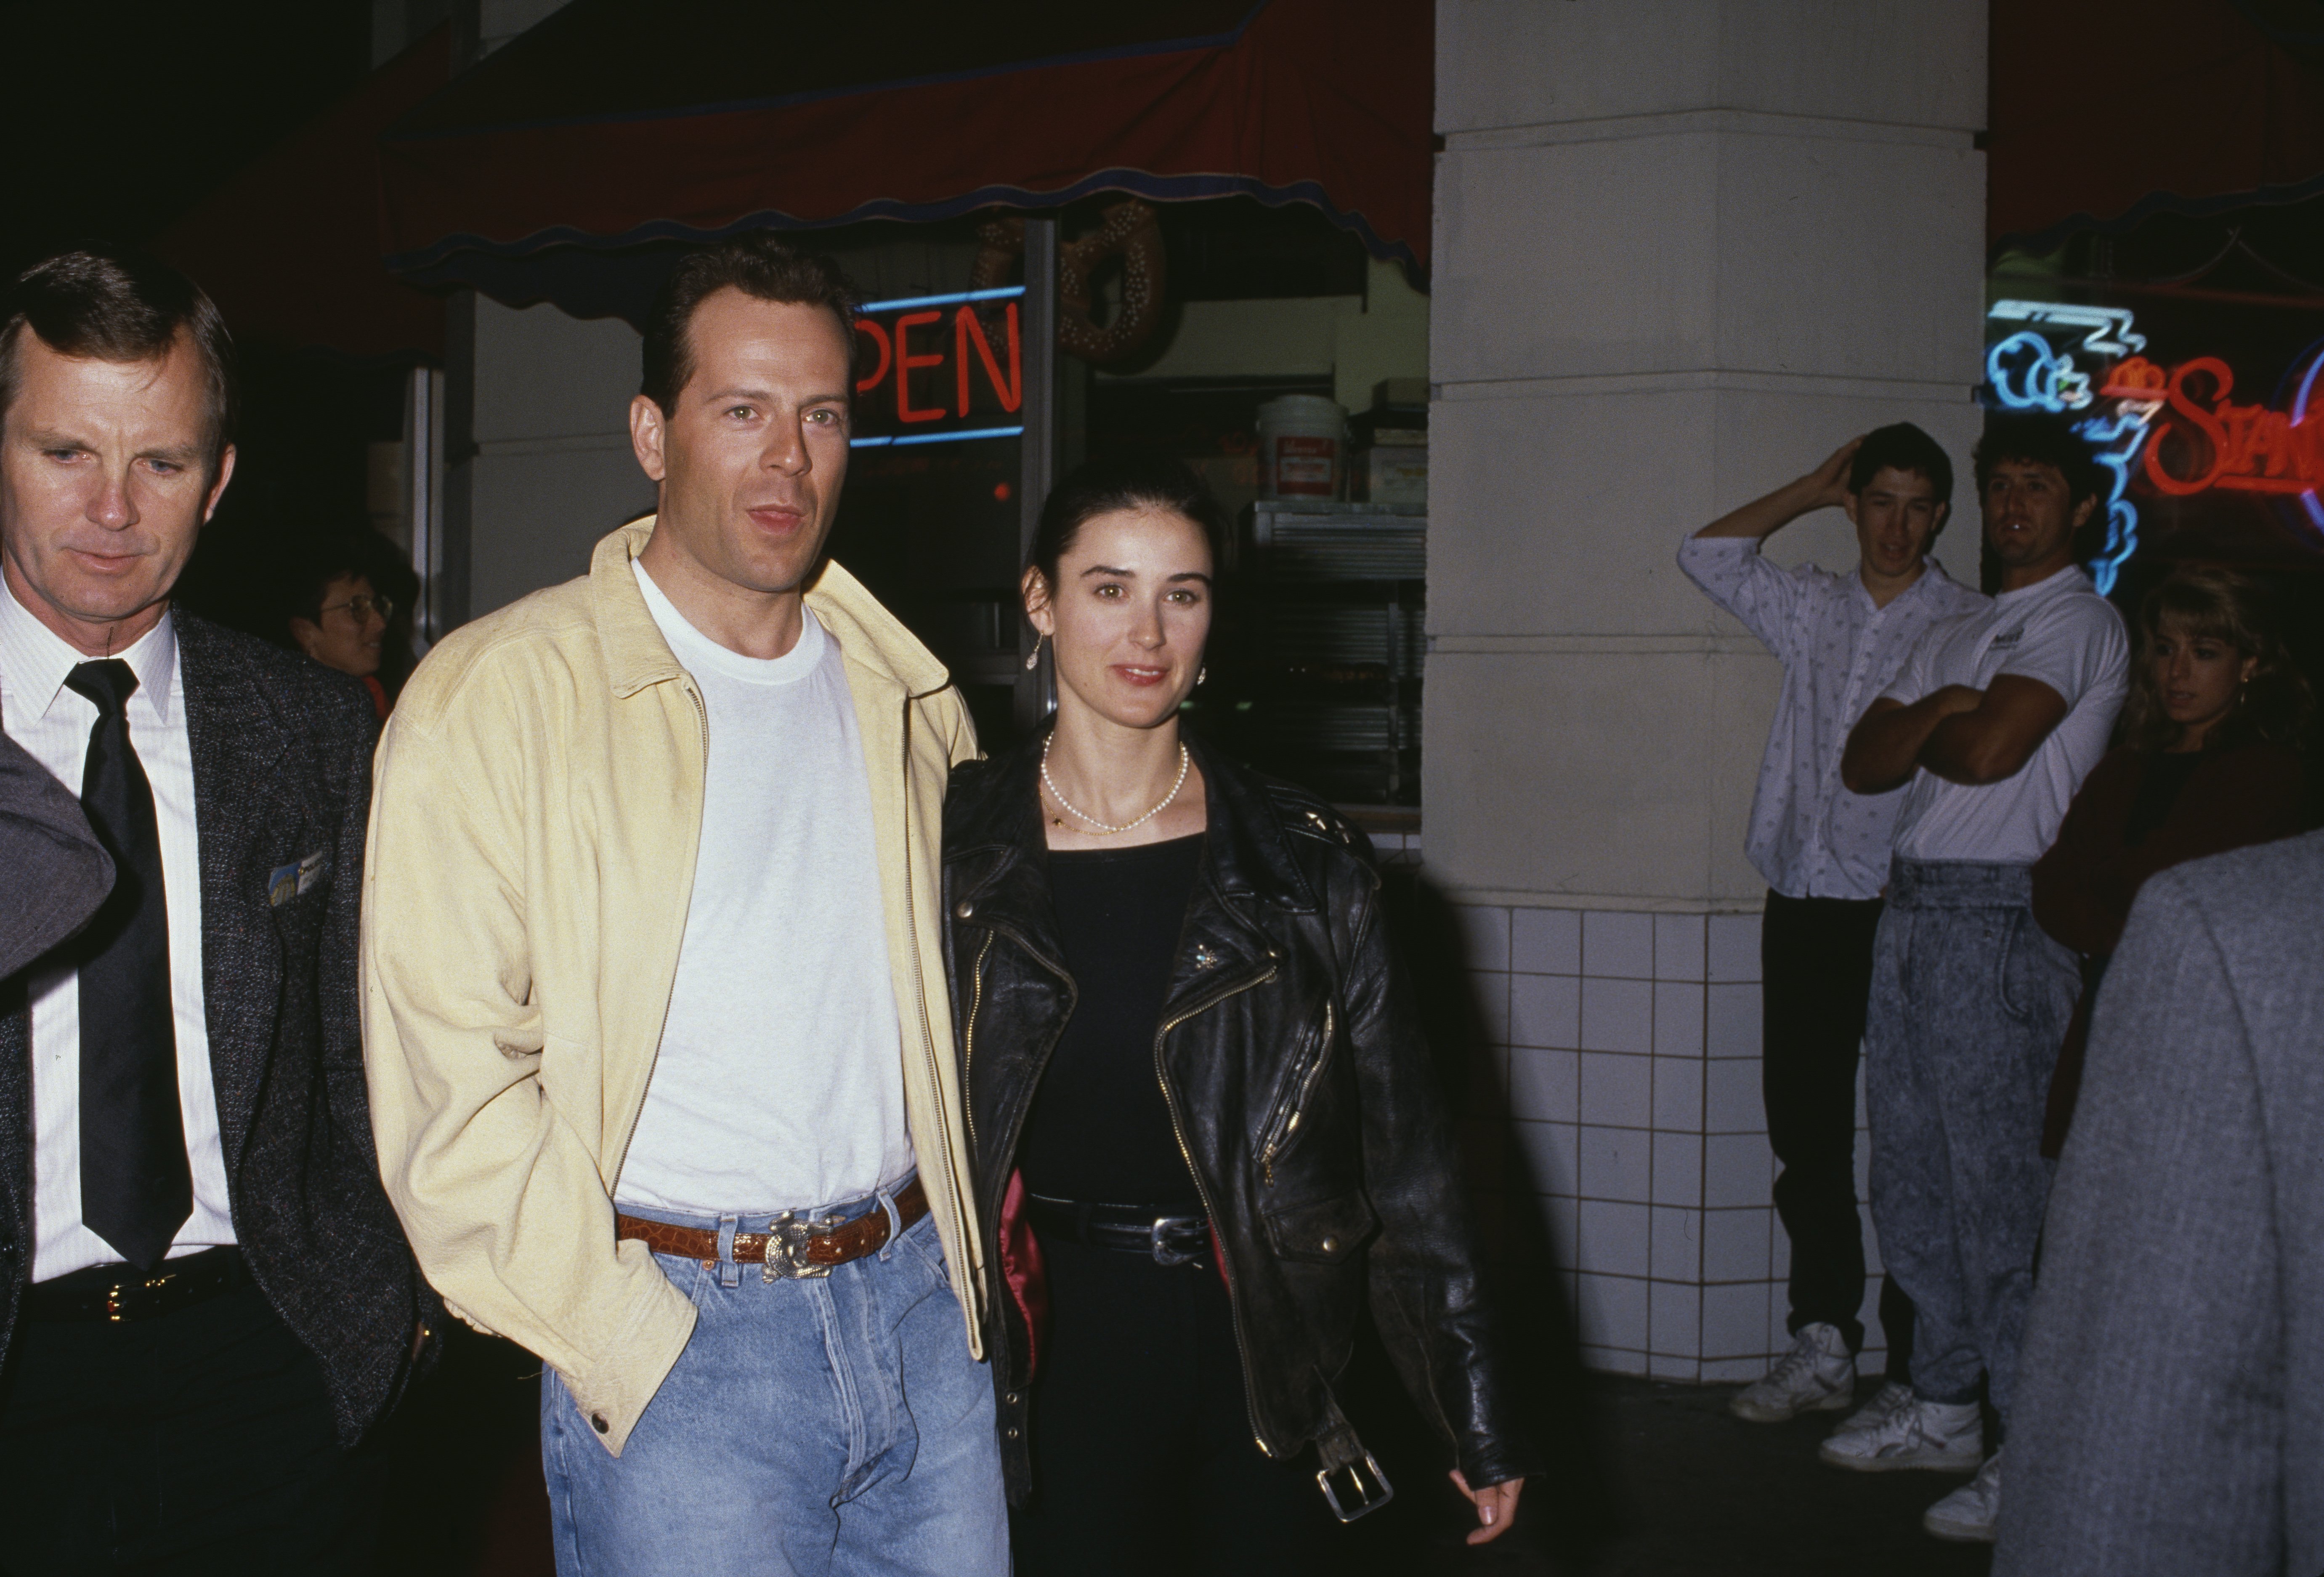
{"left": 1041, "top": 735, "right": 1190, "bottom": 835}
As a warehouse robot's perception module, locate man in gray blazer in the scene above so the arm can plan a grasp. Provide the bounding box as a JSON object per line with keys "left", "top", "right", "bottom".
{"left": 1997, "top": 829, "right": 2324, "bottom": 1575}
{"left": 0, "top": 730, "right": 111, "bottom": 979}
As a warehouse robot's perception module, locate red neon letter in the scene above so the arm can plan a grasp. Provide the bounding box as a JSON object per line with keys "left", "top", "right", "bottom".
{"left": 955, "top": 302, "right": 1023, "bottom": 416}
{"left": 2143, "top": 358, "right": 2231, "bottom": 497}
{"left": 853, "top": 319, "right": 892, "bottom": 395}
{"left": 894, "top": 311, "right": 945, "bottom": 424}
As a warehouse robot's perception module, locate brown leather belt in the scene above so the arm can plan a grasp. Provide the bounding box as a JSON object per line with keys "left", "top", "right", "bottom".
{"left": 616, "top": 1178, "right": 927, "bottom": 1280}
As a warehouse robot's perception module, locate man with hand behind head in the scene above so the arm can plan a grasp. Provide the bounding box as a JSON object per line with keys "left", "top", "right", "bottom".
{"left": 362, "top": 237, "right": 1000, "bottom": 1577}
{"left": 1680, "top": 425, "right": 1983, "bottom": 1430}
{"left": 0, "top": 247, "right": 433, "bottom": 1574}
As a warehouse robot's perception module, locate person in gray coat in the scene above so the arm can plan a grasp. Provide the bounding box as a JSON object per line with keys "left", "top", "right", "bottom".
{"left": 1996, "top": 828, "right": 2324, "bottom": 1576}
{"left": 0, "top": 729, "right": 110, "bottom": 978}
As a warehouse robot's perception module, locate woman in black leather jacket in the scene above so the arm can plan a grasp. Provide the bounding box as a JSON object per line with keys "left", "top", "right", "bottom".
{"left": 942, "top": 455, "right": 1540, "bottom": 1576}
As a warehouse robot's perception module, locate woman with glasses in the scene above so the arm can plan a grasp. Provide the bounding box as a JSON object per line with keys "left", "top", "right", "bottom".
{"left": 286, "top": 535, "right": 397, "bottom": 717}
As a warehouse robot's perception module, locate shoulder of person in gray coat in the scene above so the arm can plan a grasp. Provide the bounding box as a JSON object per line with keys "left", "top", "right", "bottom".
{"left": 0, "top": 729, "right": 112, "bottom": 982}
{"left": 1996, "top": 828, "right": 2324, "bottom": 1577}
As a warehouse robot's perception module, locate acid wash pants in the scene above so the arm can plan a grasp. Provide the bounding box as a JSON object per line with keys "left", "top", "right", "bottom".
{"left": 1865, "top": 859, "right": 2076, "bottom": 1433}
{"left": 542, "top": 1183, "right": 1007, "bottom": 1577}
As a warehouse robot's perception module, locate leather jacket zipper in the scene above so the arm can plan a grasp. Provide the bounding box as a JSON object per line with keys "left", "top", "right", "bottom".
{"left": 1155, "top": 956, "right": 1280, "bottom": 1456}
{"left": 1257, "top": 1003, "right": 1333, "bottom": 1188}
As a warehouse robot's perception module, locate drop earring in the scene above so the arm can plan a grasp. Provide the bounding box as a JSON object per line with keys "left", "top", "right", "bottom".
{"left": 1025, "top": 633, "right": 1045, "bottom": 671}
{"left": 1196, "top": 666, "right": 1208, "bottom": 686}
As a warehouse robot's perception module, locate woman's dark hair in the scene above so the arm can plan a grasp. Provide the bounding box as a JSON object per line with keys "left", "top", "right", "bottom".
{"left": 2120, "top": 565, "right": 2313, "bottom": 753}
{"left": 1025, "top": 454, "right": 1230, "bottom": 593}
{"left": 641, "top": 236, "right": 857, "bottom": 417}
{"left": 1849, "top": 422, "right": 1954, "bottom": 511}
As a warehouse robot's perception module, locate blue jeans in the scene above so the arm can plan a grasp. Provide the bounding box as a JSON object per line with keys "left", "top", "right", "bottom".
{"left": 542, "top": 1185, "right": 1007, "bottom": 1577}
{"left": 1866, "top": 860, "right": 2076, "bottom": 1430}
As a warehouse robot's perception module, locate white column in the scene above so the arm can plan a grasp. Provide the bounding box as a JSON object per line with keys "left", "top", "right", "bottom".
{"left": 1429, "top": 0, "right": 1987, "bottom": 1378}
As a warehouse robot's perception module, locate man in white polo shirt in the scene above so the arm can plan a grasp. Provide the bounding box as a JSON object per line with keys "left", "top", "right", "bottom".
{"left": 1835, "top": 412, "right": 2129, "bottom": 1545}
{"left": 1679, "top": 424, "right": 1984, "bottom": 1428}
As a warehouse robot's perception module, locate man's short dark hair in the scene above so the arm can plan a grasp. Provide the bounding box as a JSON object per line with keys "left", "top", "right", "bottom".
{"left": 1973, "top": 410, "right": 2106, "bottom": 508}
{"left": 640, "top": 237, "right": 857, "bottom": 417}
{"left": 1849, "top": 422, "right": 1954, "bottom": 509}
{"left": 0, "top": 245, "right": 236, "bottom": 469}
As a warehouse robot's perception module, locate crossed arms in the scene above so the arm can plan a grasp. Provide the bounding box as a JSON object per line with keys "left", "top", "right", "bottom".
{"left": 1841, "top": 674, "right": 2070, "bottom": 795}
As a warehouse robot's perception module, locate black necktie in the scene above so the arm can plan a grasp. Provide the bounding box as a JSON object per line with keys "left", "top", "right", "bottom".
{"left": 64, "top": 659, "right": 190, "bottom": 1271}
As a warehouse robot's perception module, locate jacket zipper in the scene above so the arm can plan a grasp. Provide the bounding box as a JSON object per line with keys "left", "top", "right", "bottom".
{"left": 960, "top": 928, "right": 996, "bottom": 1151}
{"left": 610, "top": 677, "right": 709, "bottom": 1191}
{"left": 1155, "top": 956, "right": 1281, "bottom": 1455}
{"left": 1257, "top": 1003, "right": 1333, "bottom": 1188}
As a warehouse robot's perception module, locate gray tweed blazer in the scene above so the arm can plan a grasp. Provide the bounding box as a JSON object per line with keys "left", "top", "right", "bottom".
{"left": 1997, "top": 829, "right": 2324, "bottom": 1576}
{"left": 0, "top": 613, "right": 434, "bottom": 1444}
{"left": 0, "top": 729, "right": 110, "bottom": 980}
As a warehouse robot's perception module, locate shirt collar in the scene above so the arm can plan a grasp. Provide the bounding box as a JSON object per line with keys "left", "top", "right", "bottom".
{"left": 1994, "top": 562, "right": 2090, "bottom": 605}
{"left": 0, "top": 573, "right": 178, "bottom": 726}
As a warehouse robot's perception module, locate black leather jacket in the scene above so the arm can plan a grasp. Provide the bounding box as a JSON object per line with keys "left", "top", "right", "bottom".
{"left": 942, "top": 732, "right": 1541, "bottom": 1501}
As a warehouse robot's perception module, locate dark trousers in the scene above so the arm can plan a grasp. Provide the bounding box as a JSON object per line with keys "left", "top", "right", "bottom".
{"left": 0, "top": 1273, "right": 383, "bottom": 1575}
{"left": 1012, "top": 1238, "right": 1349, "bottom": 1577}
{"left": 1762, "top": 890, "right": 1915, "bottom": 1378}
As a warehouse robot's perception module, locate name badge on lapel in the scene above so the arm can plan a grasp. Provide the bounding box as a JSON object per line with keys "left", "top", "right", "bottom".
{"left": 267, "top": 850, "right": 329, "bottom": 907}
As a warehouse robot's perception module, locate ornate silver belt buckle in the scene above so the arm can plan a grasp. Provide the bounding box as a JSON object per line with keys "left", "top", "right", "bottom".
{"left": 1149, "top": 1215, "right": 1206, "bottom": 1267}
{"left": 760, "top": 1211, "right": 840, "bottom": 1283}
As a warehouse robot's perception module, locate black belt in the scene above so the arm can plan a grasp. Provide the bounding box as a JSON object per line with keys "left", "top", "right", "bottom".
{"left": 1025, "top": 1194, "right": 1211, "bottom": 1266}
{"left": 21, "top": 1246, "right": 251, "bottom": 1324}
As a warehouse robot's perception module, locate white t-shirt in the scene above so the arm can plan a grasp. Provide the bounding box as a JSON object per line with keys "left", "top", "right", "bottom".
{"left": 614, "top": 561, "right": 913, "bottom": 1215}
{"left": 1882, "top": 564, "right": 2129, "bottom": 866}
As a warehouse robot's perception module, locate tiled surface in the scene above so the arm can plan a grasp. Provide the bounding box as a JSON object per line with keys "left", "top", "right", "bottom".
{"left": 1456, "top": 900, "right": 1896, "bottom": 1379}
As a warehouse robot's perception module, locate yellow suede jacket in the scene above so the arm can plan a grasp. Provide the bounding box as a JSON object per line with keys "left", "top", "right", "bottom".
{"left": 361, "top": 519, "right": 982, "bottom": 1454}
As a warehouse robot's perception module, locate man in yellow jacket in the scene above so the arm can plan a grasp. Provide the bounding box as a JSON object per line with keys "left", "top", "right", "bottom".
{"left": 361, "top": 237, "right": 998, "bottom": 1577}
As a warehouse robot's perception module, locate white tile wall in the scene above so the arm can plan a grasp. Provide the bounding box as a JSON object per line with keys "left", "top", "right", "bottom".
{"left": 1509, "top": 1047, "right": 1578, "bottom": 1122}
{"left": 1454, "top": 901, "right": 1898, "bottom": 1381}
{"left": 1583, "top": 911, "right": 1656, "bottom": 980}
{"left": 1509, "top": 973, "right": 1580, "bottom": 1050}
{"left": 1580, "top": 977, "right": 1654, "bottom": 1054}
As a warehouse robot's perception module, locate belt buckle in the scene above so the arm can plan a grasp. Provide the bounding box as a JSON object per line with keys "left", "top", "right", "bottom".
{"left": 1149, "top": 1215, "right": 1205, "bottom": 1267}
{"left": 760, "top": 1211, "right": 839, "bottom": 1283}
{"left": 1315, "top": 1450, "right": 1395, "bottom": 1523}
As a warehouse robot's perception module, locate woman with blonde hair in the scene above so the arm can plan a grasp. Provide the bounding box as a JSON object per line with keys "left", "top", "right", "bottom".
{"left": 2032, "top": 564, "right": 2313, "bottom": 1150}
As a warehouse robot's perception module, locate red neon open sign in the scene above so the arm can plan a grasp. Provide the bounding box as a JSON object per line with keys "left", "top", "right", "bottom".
{"left": 851, "top": 287, "right": 1023, "bottom": 443}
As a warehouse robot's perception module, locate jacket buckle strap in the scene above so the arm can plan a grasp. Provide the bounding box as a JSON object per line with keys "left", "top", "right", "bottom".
{"left": 1312, "top": 1398, "right": 1394, "bottom": 1522}
{"left": 759, "top": 1211, "right": 838, "bottom": 1283}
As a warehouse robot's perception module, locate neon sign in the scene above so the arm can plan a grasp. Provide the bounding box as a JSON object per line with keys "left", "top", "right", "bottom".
{"left": 2114, "top": 356, "right": 2324, "bottom": 497}
{"left": 848, "top": 286, "right": 1026, "bottom": 451}
{"left": 1984, "top": 301, "right": 2157, "bottom": 594}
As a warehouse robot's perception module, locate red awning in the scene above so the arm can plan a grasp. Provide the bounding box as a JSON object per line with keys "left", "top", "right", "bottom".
{"left": 1989, "top": 0, "right": 2324, "bottom": 250}
{"left": 377, "top": 0, "right": 1432, "bottom": 294}
{"left": 157, "top": 26, "right": 449, "bottom": 361}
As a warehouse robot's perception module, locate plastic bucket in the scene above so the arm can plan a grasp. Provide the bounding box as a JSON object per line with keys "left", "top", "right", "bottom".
{"left": 1256, "top": 395, "right": 1347, "bottom": 499}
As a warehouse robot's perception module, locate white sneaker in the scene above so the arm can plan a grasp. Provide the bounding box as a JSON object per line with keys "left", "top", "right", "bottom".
{"left": 1830, "top": 1380, "right": 1914, "bottom": 1436}
{"left": 1923, "top": 1451, "right": 2003, "bottom": 1542}
{"left": 1817, "top": 1396, "right": 1982, "bottom": 1472}
{"left": 1728, "top": 1322, "right": 1855, "bottom": 1423}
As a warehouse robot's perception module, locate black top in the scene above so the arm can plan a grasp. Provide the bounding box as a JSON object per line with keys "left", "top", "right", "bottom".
{"left": 1017, "top": 833, "right": 1206, "bottom": 1207}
